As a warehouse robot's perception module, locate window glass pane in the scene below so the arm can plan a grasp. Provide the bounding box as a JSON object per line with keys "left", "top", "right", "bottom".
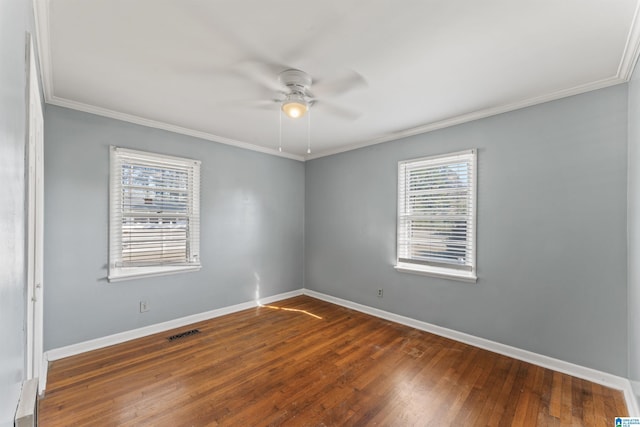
{"left": 397, "top": 150, "right": 476, "bottom": 276}
{"left": 109, "top": 147, "right": 200, "bottom": 280}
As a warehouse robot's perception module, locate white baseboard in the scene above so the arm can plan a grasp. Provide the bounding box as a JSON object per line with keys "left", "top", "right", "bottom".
{"left": 38, "top": 352, "right": 49, "bottom": 395}
{"left": 41, "top": 287, "right": 638, "bottom": 416}
{"left": 44, "top": 288, "right": 303, "bottom": 365}
{"left": 630, "top": 380, "right": 640, "bottom": 416}
{"left": 302, "top": 289, "right": 639, "bottom": 416}
{"left": 41, "top": 290, "right": 298, "bottom": 391}
{"left": 14, "top": 378, "right": 38, "bottom": 427}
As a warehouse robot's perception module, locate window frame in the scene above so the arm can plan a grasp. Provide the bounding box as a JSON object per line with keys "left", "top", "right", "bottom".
{"left": 395, "top": 149, "right": 477, "bottom": 282}
{"left": 108, "top": 146, "right": 201, "bottom": 282}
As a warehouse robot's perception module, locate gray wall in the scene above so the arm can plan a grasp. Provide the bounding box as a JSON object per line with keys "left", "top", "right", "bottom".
{"left": 628, "top": 63, "right": 640, "bottom": 405}
{"left": 0, "top": 0, "right": 33, "bottom": 424}
{"left": 44, "top": 106, "right": 305, "bottom": 350}
{"left": 43, "top": 74, "right": 633, "bottom": 383}
{"left": 306, "top": 85, "right": 628, "bottom": 376}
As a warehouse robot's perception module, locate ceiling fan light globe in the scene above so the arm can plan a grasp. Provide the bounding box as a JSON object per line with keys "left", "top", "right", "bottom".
{"left": 282, "top": 101, "right": 308, "bottom": 119}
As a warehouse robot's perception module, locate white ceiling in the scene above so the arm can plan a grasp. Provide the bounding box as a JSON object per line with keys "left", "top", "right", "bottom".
{"left": 35, "top": 0, "right": 640, "bottom": 160}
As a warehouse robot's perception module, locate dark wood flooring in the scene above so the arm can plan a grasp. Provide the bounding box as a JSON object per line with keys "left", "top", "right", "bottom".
{"left": 39, "top": 295, "right": 628, "bottom": 426}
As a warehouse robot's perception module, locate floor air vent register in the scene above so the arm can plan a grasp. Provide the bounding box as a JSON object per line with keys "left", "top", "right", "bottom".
{"left": 167, "top": 329, "right": 201, "bottom": 342}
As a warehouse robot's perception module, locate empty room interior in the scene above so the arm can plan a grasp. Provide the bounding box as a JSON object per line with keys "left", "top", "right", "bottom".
{"left": 4, "top": 0, "right": 640, "bottom": 426}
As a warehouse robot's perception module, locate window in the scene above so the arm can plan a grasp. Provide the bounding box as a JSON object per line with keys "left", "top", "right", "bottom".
{"left": 109, "top": 147, "right": 201, "bottom": 281}
{"left": 396, "top": 149, "right": 477, "bottom": 282}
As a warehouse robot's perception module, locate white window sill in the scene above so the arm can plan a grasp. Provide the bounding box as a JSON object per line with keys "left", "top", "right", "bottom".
{"left": 108, "top": 265, "right": 201, "bottom": 282}
{"left": 394, "top": 263, "right": 477, "bottom": 283}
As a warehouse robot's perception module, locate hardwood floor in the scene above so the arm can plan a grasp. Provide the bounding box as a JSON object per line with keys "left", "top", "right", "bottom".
{"left": 39, "top": 295, "right": 628, "bottom": 426}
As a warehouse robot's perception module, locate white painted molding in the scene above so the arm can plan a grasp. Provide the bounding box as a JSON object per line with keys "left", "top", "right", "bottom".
{"left": 618, "top": 0, "right": 640, "bottom": 81}
{"left": 36, "top": 0, "right": 301, "bottom": 162}
{"left": 31, "top": 0, "right": 53, "bottom": 101}
{"left": 626, "top": 388, "right": 640, "bottom": 417}
{"left": 15, "top": 378, "right": 38, "bottom": 426}
{"left": 302, "top": 289, "right": 638, "bottom": 415}
{"left": 305, "top": 76, "right": 624, "bottom": 160}
{"left": 32, "top": 0, "right": 640, "bottom": 163}
{"left": 39, "top": 286, "right": 640, "bottom": 416}
{"left": 38, "top": 352, "right": 49, "bottom": 395}
{"left": 45, "top": 289, "right": 303, "bottom": 362}
{"left": 31, "top": 0, "right": 305, "bottom": 162}
{"left": 46, "top": 76, "right": 626, "bottom": 164}
{"left": 46, "top": 96, "right": 305, "bottom": 162}
{"left": 42, "top": 287, "right": 639, "bottom": 415}
{"left": 630, "top": 380, "right": 640, "bottom": 416}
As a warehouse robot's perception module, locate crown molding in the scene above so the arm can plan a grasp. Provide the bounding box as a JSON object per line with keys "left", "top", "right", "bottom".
{"left": 618, "top": 0, "right": 640, "bottom": 81}
{"left": 305, "top": 75, "right": 625, "bottom": 160}
{"left": 32, "top": 0, "right": 304, "bottom": 162}
{"left": 305, "top": 0, "right": 640, "bottom": 161}
{"left": 32, "top": 0, "right": 53, "bottom": 101}
{"left": 47, "top": 96, "right": 305, "bottom": 161}
{"left": 33, "top": 0, "right": 640, "bottom": 163}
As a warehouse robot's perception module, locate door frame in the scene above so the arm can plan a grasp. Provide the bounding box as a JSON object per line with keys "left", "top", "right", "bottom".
{"left": 25, "top": 33, "right": 44, "bottom": 386}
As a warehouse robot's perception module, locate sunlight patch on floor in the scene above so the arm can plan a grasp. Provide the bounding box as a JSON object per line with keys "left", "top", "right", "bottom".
{"left": 260, "top": 304, "right": 323, "bottom": 320}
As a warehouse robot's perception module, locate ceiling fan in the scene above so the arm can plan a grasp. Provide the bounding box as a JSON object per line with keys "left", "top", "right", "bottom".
{"left": 177, "top": 4, "right": 368, "bottom": 123}
{"left": 278, "top": 69, "right": 314, "bottom": 119}
{"left": 232, "top": 61, "right": 368, "bottom": 121}
{"left": 221, "top": 64, "right": 367, "bottom": 154}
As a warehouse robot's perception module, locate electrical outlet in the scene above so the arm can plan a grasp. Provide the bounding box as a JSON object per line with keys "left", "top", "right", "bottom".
{"left": 377, "top": 288, "right": 383, "bottom": 298}
{"left": 140, "top": 301, "right": 150, "bottom": 313}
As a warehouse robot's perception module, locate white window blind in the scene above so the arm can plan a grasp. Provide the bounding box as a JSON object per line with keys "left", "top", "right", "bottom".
{"left": 396, "top": 149, "right": 477, "bottom": 281}
{"left": 109, "top": 146, "right": 201, "bottom": 281}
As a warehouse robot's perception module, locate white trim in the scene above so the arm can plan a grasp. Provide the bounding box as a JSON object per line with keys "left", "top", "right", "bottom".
{"left": 109, "top": 146, "right": 202, "bottom": 280}
{"left": 38, "top": 0, "right": 293, "bottom": 158}
{"left": 14, "top": 378, "right": 38, "bottom": 426}
{"left": 111, "top": 146, "right": 202, "bottom": 165}
{"left": 25, "top": 34, "right": 45, "bottom": 384}
{"left": 396, "top": 149, "right": 477, "bottom": 281}
{"left": 617, "top": 0, "right": 640, "bottom": 81}
{"left": 38, "top": 352, "right": 49, "bottom": 395}
{"left": 45, "top": 78, "right": 624, "bottom": 163}
{"left": 306, "top": 76, "right": 624, "bottom": 160}
{"left": 630, "top": 380, "right": 640, "bottom": 416}
{"left": 44, "top": 78, "right": 625, "bottom": 164}
{"left": 31, "top": 0, "right": 53, "bottom": 101}
{"left": 47, "top": 96, "right": 305, "bottom": 162}
{"left": 302, "top": 289, "right": 638, "bottom": 415}
{"left": 45, "top": 289, "right": 303, "bottom": 362}
{"left": 394, "top": 264, "right": 477, "bottom": 283}
{"left": 624, "top": 385, "right": 640, "bottom": 417}
{"left": 32, "top": 0, "right": 640, "bottom": 162}
{"left": 107, "top": 265, "right": 202, "bottom": 282}
{"left": 40, "top": 287, "right": 639, "bottom": 415}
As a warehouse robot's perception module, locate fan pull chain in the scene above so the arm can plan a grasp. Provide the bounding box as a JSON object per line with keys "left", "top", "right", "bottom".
{"left": 307, "top": 109, "right": 311, "bottom": 154}
{"left": 278, "top": 108, "right": 282, "bottom": 152}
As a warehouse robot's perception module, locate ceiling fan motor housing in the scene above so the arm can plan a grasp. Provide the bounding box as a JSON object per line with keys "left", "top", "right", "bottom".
{"left": 279, "top": 69, "right": 312, "bottom": 93}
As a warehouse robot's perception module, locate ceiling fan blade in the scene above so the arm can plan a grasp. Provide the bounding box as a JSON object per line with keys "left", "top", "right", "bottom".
{"left": 312, "top": 70, "right": 368, "bottom": 98}
{"left": 280, "top": 24, "right": 339, "bottom": 67}
{"left": 280, "top": 0, "right": 368, "bottom": 65}
{"left": 213, "top": 98, "right": 281, "bottom": 110}
{"left": 165, "top": 61, "right": 236, "bottom": 79}
{"left": 233, "top": 60, "right": 289, "bottom": 93}
{"left": 313, "top": 100, "right": 362, "bottom": 120}
{"left": 180, "top": 3, "right": 289, "bottom": 72}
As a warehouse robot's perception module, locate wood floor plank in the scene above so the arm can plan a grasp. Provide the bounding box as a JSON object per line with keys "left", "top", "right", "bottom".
{"left": 39, "top": 295, "right": 628, "bottom": 426}
{"left": 549, "top": 370, "right": 563, "bottom": 419}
